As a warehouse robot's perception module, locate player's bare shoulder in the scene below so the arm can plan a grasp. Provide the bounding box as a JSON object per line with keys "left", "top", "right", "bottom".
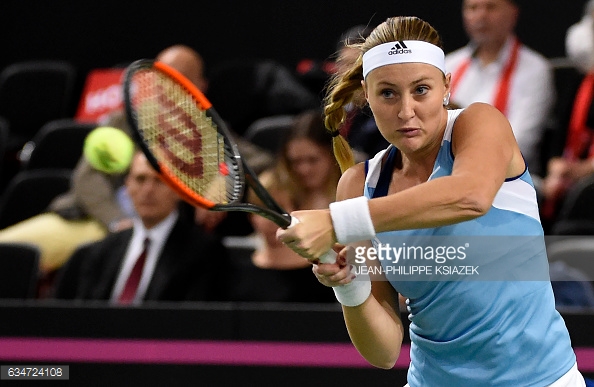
{"left": 456, "top": 102, "right": 510, "bottom": 131}
{"left": 336, "top": 162, "right": 367, "bottom": 201}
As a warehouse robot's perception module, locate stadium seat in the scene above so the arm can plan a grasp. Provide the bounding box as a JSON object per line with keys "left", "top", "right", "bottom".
{"left": 18, "top": 118, "right": 97, "bottom": 171}
{"left": 0, "top": 242, "right": 40, "bottom": 299}
{"left": 0, "top": 169, "right": 71, "bottom": 229}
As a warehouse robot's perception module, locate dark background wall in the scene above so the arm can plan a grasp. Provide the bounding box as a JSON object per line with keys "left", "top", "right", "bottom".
{"left": 0, "top": 0, "right": 587, "bottom": 112}
{"left": 1, "top": 302, "right": 592, "bottom": 385}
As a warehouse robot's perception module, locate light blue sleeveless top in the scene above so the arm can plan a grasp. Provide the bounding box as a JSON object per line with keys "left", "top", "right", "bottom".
{"left": 364, "top": 109, "right": 575, "bottom": 386}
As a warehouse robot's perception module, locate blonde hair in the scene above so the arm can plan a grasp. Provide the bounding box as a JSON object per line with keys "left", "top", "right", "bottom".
{"left": 323, "top": 16, "right": 444, "bottom": 173}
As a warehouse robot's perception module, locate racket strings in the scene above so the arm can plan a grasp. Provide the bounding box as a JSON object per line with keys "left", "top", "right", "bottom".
{"left": 132, "top": 69, "right": 241, "bottom": 204}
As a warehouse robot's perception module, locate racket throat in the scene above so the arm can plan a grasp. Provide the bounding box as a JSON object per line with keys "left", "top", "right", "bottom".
{"left": 211, "top": 204, "right": 292, "bottom": 228}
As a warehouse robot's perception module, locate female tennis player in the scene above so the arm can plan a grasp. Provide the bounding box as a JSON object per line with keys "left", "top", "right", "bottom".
{"left": 277, "top": 16, "right": 585, "bottom": 386}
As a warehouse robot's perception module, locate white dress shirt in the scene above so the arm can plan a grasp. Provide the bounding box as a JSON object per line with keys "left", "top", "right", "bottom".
{"left": 110, "top": 210, "right": 179, "bottom": 305}
{"left": 445, "top": 36, "right": 555, "bottom": 174}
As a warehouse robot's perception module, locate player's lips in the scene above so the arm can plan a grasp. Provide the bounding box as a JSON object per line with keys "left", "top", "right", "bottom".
{"left": 397, "top": 127, "right": 421, "bottom": 137}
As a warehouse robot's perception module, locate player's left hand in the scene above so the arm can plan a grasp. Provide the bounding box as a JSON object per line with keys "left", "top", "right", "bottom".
{"left": 312, "top": 245, "right": 354, "bottom": 287}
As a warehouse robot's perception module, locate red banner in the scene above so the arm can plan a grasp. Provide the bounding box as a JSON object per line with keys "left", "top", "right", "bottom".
{"left": 75, "top": 68, "right": 125, "bottom": 123}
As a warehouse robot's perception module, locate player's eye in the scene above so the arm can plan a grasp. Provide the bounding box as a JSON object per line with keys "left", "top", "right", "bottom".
{"left": 380, "top": 89, "right": 395, "bottom": 98}
{"left": 415, "top": 86, "right": 429, "bottom": 96}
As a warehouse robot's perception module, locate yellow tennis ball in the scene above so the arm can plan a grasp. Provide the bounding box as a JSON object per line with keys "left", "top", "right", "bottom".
{"left": 83, "top": 126, "right": 135, "bottom": 174}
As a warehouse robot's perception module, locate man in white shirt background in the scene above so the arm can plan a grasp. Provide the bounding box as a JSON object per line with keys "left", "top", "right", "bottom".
{"left": 53, "top": 151, "right": 232, "bottom": 304}
{"left": 445, "top": 0, "right": 555, "bottom": 176}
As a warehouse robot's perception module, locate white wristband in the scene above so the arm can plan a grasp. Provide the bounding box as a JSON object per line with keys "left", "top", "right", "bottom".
{"left": 333, "top": 278, "right": 372, "bottom": 307}
{"left": 329, "top": 196, "right": 376, "bottom": 245}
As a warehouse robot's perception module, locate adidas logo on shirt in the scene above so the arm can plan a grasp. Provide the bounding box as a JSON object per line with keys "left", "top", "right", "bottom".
{"left": 388, "top": 41, "right": 412, "bottom": 55}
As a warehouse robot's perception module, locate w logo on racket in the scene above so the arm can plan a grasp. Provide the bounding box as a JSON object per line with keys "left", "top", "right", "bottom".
{"left": 153, "top": 89, "right": 205, "bottom": 178}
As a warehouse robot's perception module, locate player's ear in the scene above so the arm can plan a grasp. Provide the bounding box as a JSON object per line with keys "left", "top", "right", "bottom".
{"left": 444, "top": 73, "right": 452, "bottom": 106}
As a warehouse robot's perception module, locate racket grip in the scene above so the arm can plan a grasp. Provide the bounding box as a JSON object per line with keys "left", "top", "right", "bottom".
{"left": 318, "top": 250, "right": 337, "bottom": 264}
{"left": 288, "top": 216, "right": 337, "bottom": 264}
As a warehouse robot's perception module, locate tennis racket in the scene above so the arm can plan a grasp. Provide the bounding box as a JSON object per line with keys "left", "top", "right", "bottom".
{"left": 123, "top": 59, "right": 336, "bottom": 264}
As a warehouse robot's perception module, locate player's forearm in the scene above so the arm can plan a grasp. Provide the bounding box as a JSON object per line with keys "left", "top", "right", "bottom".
{"left": 343, "top": 295, "right": 404, "bottom": 369}
{"left": 369, "top": 175, "right": 491, "bottom": 234}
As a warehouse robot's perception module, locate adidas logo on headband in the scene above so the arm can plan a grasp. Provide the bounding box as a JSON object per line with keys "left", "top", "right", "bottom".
{"left": 388, "top": 41, "right": 412, "bottom": 55}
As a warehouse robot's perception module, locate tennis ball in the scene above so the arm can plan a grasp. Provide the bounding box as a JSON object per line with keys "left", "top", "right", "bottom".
{"left": 83, "top": 126, "right": 135, "bottom": 174}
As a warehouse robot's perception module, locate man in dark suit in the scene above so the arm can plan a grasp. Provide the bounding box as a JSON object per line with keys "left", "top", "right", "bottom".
{"left": 53, "top": 151, "right": 231, "bottom": 304}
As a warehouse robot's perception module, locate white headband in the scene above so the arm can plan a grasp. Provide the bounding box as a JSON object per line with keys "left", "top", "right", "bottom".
{"left": 362, "top": 40, "right": 446, "bottom": 78}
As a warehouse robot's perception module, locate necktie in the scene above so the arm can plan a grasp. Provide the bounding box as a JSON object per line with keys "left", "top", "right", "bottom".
{"left": 118, "top": 238, "right": 151, "bottom": 304}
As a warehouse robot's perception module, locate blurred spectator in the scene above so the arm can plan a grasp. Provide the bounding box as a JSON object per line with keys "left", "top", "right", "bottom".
{"left": 228, "top": 167, "right": 335, "bottom": 303}
{"left": 278, "top": 109, "right": 341, "bottom": 211}
{"left": 227, "top": 109, "right": 340, "bottom": 302}
{"left": 540, "top": 3, "right": 594, "bottom": 228}
{"left": 565, "top": 0, "right": 594, "bottom": 74}
{"left": 53, "top": 151, "right": 231, "bottom": 304}
{"left": 445, "top": 0, "right": 555, "bottom": 175}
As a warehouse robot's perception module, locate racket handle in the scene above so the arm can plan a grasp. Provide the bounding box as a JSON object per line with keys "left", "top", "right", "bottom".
{"left": 288, "top": 216, "right": 337, "bottom": 264}
{"left": 318, "top": 249, "right": 337, "bottom": 264}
